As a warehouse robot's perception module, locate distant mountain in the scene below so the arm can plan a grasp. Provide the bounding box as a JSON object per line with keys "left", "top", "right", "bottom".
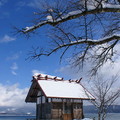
{"left": 0, "top": 106, "right": 35, "bottom": 116}
{"left": 0, "top": 105, "right": 119, "bottom": 116}
{"left": 84, "top": 105, "right": 120, "bottom": 113}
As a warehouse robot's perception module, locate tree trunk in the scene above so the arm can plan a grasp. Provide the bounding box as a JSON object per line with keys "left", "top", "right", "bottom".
{"left": 102, "top": 111, "right": 106, "bottom": 120}
{"left": 98, "top": 112, "right": 101, "bottom": 120}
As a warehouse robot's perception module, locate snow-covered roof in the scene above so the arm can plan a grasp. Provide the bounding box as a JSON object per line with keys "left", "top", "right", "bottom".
{"left": 38, "top": 80, "right": 95, "bottom": 99}
{"left": 26, "top": 73, "right": 95, "bottom": 102}
{"left": 33, "top": 73, "right": 62, "bottom": 80}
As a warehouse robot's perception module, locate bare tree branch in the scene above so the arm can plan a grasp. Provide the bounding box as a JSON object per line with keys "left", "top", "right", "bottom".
{"left": 22, "top": 3, "right": 120, "bottom": 34}
{"left": 89, "top": 75, "right": 120, "bottom": 120}
{"left": 30, "top": 34, "right": 120, "bottom": 58}
{"left": 18, "top": 0, "right": 120, "bottom": 75}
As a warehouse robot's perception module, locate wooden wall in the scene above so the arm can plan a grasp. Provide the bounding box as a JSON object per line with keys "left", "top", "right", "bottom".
{"left": 36, "top": 95, "right": 84, "bottom": 120}
{"left": 36, "top": 103, "right": 52, "bottom": 120}
{"left": 51, "top": 102, "right": 63, "bottom": 119}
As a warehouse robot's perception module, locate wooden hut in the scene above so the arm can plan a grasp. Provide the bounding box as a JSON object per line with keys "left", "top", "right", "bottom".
{"left": 25, "top": 73, "right": 95, "bottom": 120}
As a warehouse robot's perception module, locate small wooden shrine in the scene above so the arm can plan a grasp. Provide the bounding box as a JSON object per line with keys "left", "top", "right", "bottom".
{"left": 25, "top": 73, "right": 95, "bottom": 120}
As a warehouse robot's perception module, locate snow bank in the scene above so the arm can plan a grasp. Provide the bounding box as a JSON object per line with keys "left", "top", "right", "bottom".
{"left": 73, "top": 118, "right": 93, "bottom": 120}
{"left": 82, "top": 118, "right": 93, "bottom": 120}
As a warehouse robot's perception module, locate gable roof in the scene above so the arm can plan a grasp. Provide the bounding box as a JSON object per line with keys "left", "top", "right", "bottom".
{"left": 25, "top": 73, "right": 95, "bottom": 102}
{"left": 38, "top": 80, "right": 94, "bottom": 99}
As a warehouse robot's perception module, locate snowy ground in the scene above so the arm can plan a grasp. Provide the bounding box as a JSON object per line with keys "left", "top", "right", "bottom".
{"left": 73, "top": 118, "right": 93, "bottom": 120}
{"left": 82, "top": 118, "right": 93, "bottom": 120}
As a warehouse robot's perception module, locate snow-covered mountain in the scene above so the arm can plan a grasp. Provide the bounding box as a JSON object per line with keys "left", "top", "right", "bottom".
{"left": 0, "top": 106, "right": 35, "bottom": 115}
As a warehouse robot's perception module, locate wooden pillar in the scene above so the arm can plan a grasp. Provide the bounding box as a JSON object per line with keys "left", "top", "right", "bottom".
{"left": 61, "top": 101, "right": 62, "bottom": 119}
{"left": 36, "top": 97, "right": 41, "bottom": 120}
{"left": 63, "top": 99, "right": 65, "bottom": 114}
{"left": 36, "top": 103, "right": 37, "bottom": 120}
{"left": 51, "top": 98, "right": 53, "bottom": 119}
{"left": 81, "top": 100, "right": 84, "bottom": 119}
{"left": 71, "top": 99, "right": 73, "bottom": 120}
{"left": 62, "top": 99, "right": 65, "bottom": 120}
{"left": 40, "top": 96, "right": 42, "bottom": 119}
{"left": 58, "top": 106, "right": 59, "bottom": 119}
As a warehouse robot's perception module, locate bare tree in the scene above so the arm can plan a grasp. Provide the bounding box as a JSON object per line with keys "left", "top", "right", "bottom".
{"left": 19, "top": 0, "right": 120, "bottom": 74}
{"left": 89, "top": 75, "right": 120, "bottom": 120}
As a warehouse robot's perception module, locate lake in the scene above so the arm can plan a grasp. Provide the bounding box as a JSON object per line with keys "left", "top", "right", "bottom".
{"left": 85, "top": 113, "right": 120, "bottom": 120}
{"left": 0, "top": 116, "right": 35, "bottom": 120}
{"left": 0, "top": 114, "right": 119, "bottom": 120}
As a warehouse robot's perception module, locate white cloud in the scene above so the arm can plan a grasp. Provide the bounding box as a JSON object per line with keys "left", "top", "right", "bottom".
{"left": 32, "top": 69, "right": 45, "bottom": 76}
{"left": 10, "top": 63, "right": 18, "bottom": 75}
{"left": 0, "top": 83, "right": 28, "bottom": 107}
{"left": 56, "top": 43, "right": 120, "bottom": 105}
{"left": 97, "top": 44, "right": 120, "bottom": 81}
{"left": 57, "top": 43, "right": 120, "bottom": 80}
{"left": 56, "top": 64, "right": 91, "bottom": 81}
{"left": 0, "top": 35, "right": 16, "bottom": 43}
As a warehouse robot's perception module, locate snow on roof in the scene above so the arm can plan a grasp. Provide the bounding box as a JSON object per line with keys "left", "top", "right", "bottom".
{"left": 37, "top": 79, "right": 95, "bottom": 100}
{"left": 33, "top": 73, "right": 62, "bottom": 80}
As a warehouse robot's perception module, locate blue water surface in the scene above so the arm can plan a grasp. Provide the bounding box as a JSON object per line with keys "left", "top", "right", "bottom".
{"left": 85, "top": 113, "right": 120, "bottom": 120}
{"left": 0, "top": 114, "right": 120, "bottom": 120}
{"left": 0, "top": 116, "right": 35, "bottom": 120}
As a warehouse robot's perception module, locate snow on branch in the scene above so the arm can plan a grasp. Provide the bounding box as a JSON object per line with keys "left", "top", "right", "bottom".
{"left": 22, "top": 3, "right": 120, "bottom": 34}
{"left": 31, "top": 34, "right": 120, "bottom": 58}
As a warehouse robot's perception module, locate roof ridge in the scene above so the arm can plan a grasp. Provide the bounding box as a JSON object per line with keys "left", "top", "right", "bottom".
{"left": 32, "top": 73, "right": 82, "bottom": 84}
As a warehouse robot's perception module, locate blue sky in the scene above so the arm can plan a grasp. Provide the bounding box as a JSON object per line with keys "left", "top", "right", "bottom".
{"left": 0, "top": 0, "right": 66, "bottom": 88}
{"left": 0, "top": 0, "right": 70, "bottom": 108}
{"left": 0, "top": 0, "right": 120, "bottom": 108}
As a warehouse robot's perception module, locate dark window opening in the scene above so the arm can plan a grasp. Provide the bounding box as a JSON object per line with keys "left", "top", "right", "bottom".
{"left": 64, "top": 102, "right": 71, "bottom": 114}
{"left": 46, "top": 98, "right": 48, "bottom": 103}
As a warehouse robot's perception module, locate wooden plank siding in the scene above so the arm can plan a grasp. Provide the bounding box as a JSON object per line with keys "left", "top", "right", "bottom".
{"left": 36, "top": 91, "right": 84, "bottom": 120}
{"left": 51, "top": 109, "right": 62, "bottom": 119}
{"left": 36, "top": 103, "right": 52, "bottom": 120}
{"left": 36, "top": 101, "right": 83, "bottom": 120}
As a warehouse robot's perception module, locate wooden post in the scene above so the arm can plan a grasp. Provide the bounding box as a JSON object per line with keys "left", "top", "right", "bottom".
{"left": 61, "top": 99, "right": 63, "bottom": 119}
{"left": 62, "top": 99, "right": 65, "bottom": 120}
{"left": 51, "top": 98, "right": 53, "bottom": 119}
{"left": 36, "top": 103, "right": 37, "bottom": 120}
{"left": 71, "top": 99, "right": 73, "bottom": 120}
{"left": 63, "top": 99, "right": 65, "bottom": 114}
{"left": 81, "top": 100, "right": 84, "bottom": 119}
{"left": 40, "top": 96, "right": 42, "bottom": 119}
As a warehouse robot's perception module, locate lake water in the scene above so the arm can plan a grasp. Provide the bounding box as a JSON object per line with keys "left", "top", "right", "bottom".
{"left": 85, "top": 113, "right": 120, "bottom": 120}
{"left": 0, "top": 114, "right": 119, "bottom": 120}
{"left": 0, "top": 116, "right": 35, "bottom": 120}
